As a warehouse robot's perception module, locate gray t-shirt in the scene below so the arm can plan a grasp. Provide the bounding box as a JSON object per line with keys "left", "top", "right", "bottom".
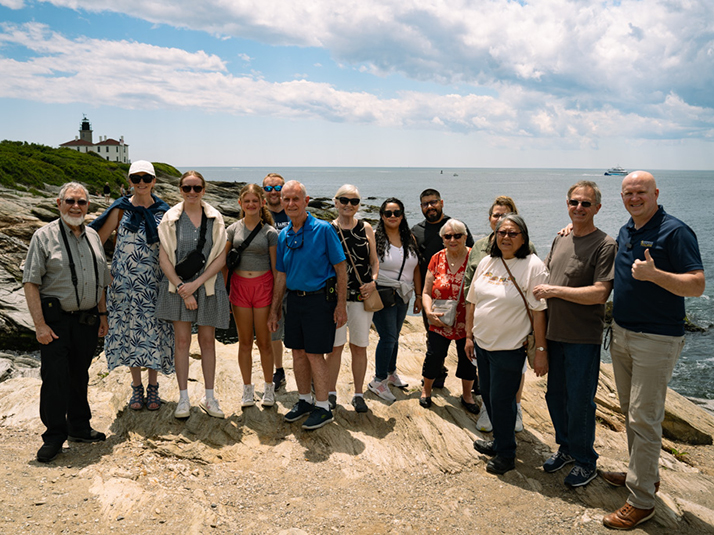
{"left": 226, "top": 220, "right": 278, "bottom": 272}
{"left": 544, "top": 228, "right": 617, "bottom": 344}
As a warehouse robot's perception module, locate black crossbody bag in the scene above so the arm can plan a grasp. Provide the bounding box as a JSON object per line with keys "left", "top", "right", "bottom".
{"left": 226, "top": 222, "right": 263, "bottom": 288}
{"left": 174, "top": 209, "right": 208, "bottom": 280}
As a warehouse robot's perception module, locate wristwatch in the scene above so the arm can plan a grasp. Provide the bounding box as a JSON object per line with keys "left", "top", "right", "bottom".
{"left": 98, "top": 311, "right": 108, "bottom": 316}
{"left": 536, "top": 346, "right": 547, "bottom": 352}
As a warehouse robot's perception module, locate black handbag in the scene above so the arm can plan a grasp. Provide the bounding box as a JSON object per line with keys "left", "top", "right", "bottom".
{"left": 226, "top": 222, "right": 263, "bottom": 288}
{"left": 174, "top": 210, "right": 207, "bottom": 280}
{"left": 376, "top": 247, "right": 409, "bottom": 307}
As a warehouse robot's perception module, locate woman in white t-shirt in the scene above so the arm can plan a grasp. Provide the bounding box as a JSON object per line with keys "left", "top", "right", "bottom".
{"left": 367, "top": 198, "right": 422, "bottom": 403}
{"left": 465, "top": 214, "right": 548, "bottom": 475}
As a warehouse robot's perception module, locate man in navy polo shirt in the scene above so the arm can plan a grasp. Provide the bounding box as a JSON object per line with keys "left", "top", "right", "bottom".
{"left": 268, "top": 180, "right": 347, "bottom": 430}
{"left": 602, "top": 171, "right": 705, "bottom": 530}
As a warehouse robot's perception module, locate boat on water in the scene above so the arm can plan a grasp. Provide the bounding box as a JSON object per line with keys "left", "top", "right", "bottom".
{"left": 604, "top": 166, "right": 627, "bottom": 176}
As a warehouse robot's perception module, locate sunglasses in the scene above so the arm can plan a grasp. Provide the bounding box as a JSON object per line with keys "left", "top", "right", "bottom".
{"left": 496, "top": 230, "right": 522, "bottom": 238}
{"left": 63, "top": 198, "right": 88, "bottom": 206}
{"left": 568, "top": 199, "right": 592, "bottom": 208}
{"left": 129, "top": 174, "right": 154, "bottom": 184}
{"left": 421, "top": 199, "right": 440, "bottom": 209}
{"left": 443, "top": 233, "right": 464, "bottom": 240}
{"left": 337, "top": 196, "right": 360, "bottom": 206}
{"left": 264, "top": 185, "right": 283, "bottom": 192}
{"left": 383, "top": 209, "right": 403, "bottom": 218}
{"left": 181, "top": 185, "right": 204, "bottom": 193}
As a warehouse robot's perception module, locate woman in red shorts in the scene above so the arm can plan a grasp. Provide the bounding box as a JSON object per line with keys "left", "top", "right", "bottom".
{"left": 225, "top": 184, "right": 279, "bottom": 408}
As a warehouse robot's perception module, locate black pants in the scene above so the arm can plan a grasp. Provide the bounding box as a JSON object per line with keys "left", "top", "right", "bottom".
{"left": 421, "top": 330, "right": 476, "bottom": 381}
{"left": 40, "top": 313, "right": 99, "bottom": 445}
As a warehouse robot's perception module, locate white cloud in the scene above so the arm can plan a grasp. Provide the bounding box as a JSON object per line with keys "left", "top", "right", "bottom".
{"left": 0, "top": 0, "right": 24, "bottom": 9}
{"left": 1, "top": 11, "right": 712, "bottom": 146}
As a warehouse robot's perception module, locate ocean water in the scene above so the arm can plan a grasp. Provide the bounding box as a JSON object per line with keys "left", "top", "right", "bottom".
{"left": 189, "top": 166, "right": 714, "bottom": 405}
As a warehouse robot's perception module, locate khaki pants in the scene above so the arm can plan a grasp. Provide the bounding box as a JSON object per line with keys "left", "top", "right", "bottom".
{"left": 610, "top": 321, "right": 684, "bottom": 509}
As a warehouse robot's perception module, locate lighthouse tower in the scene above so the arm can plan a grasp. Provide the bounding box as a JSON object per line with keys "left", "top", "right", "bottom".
{"left": 79, "top": 115, "right": 93, "bottom": 143}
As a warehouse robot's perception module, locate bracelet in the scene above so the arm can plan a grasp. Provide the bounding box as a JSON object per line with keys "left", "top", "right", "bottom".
{"left": 415, "top": 295, "right": 422, "bottom": 299}
{"left": 98, "top": 311, "right": 108, "bottom": 316}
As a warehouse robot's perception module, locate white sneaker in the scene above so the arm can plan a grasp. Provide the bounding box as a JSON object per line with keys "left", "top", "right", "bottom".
{"left": 367, "top": 378, "right": 397, "bottom": 402}
{"left": 477, "top": 407, "right": 492, "bottom": 432}
{"left": 387, "top": 372, "right": 408, "bottom": 389}
{"left": 515, "top": 405, "right": 524, "bottom": 433}
{"left": 242, "top": 384, "right": 255, "bottom": 407}
{"left": 262, "top": 383, "right": 275, "bottom": 407}
{"left": 200, "top": 396, "right": 225, "bottom": 419}
{"left": 174, "top": 397, "right": 191, "bottom": 419}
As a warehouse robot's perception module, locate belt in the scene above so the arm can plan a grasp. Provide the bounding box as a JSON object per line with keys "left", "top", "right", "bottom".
{"left": 62, "top": 306, "right": 98, "bottom": 315}
{"left": 289, "top": 287, "right": 325, "bottom": 297}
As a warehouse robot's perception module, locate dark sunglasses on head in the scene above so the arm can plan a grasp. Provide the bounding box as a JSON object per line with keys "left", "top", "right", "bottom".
{"left": 129, "top": 174, "right": 154, "bottom": 184}
{"left": 64, "top": 198, "right": 88, "bottom": 206}
{"left": 264, "top": 185, "right": 283, "bottom": 192}
{"left": 443, "top": 233, "right": 463, "bottom": 240}
{"left": 496, "top": 230, "right": 521, "bottom": 238}
{"left": 337, "top": 196, "right": 360, "bottom": 206}
{"left": 383, "top": 209, "right": 403, "bottom": 218}
{"left": 181, "top": 185, "right": 204, "bottom": 193}
{"left": 568, "top": 199, "right": 592, "bottom": 208}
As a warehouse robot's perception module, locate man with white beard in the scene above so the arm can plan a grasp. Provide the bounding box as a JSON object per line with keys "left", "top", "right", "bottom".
{"left": 23, "top": 182, "right": 110, "bottom": 463}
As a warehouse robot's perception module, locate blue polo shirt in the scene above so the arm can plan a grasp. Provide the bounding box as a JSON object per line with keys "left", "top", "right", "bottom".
{"left": 276, "top": 213, "right": 346, "bottom": 292}
{"left": 613, "top": 206, "right": 703, "bottom": 336}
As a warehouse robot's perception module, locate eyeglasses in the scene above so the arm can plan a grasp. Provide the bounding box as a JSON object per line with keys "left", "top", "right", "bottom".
{"left": 264, "top": 185, "right": 283, "bottom": 192}
{"left": 496, "top": 230, "right": 522, "bottom": 238}
{"left": 286, "top": 230, "right": 304, "bottom": 250}
{"left": 64, "top": 198, "right": 88, "bottom": 206}
{"left": 443, "top": 233, "right": 463, "bottom": 240}
{"left": 181, "top": 185, "right": 204, "bottom": 193}
{"left": 383, "top": 209, "right": 403, "bottom": 218}
{"left": 420, "top": 199, "right": 440, "bottom": 209}
{"left": 129, "top": 174, "right": 154, "bottom": 184}
{"left": 568, "top": 199, "right": 592, "bottom": 208}
{"left": 337, "top": 196, "right": 360, "bottom": 206}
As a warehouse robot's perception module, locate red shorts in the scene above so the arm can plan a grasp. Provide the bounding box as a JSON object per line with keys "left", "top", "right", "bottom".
{"left": 229, "top": 271, "right": 273, "bottom": 309}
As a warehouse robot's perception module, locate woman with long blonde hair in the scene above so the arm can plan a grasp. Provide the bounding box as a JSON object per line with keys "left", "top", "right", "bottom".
{"left": 224, "top": 184, "right": 279, "bottom": 408}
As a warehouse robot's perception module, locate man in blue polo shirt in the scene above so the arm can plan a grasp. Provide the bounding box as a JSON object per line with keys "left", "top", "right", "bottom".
{"left": 602, "top": 171, "right": 705, "bottom": 530}
{"left": 268, "top": 180, "right": 347, "bottom": 430}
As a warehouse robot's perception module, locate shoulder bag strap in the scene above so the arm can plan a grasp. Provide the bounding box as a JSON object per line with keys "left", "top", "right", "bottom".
{"left": 195, "top": 208, "right": 208, "bottom": 253}
{"left": 237, "top": 221, "right": 264, "bottom": 254}
{"left": 500, "top": 256, "right": 534, "bottom": 331}
{"left": 334, "top": 223, "right": 364, "bottom": 285}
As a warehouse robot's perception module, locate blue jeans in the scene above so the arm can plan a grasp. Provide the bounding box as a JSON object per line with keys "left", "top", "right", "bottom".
{"left": 372, "top": 300, "right": 409, "bottom": 381}
{"left": 476, "top": 344, "right": 525, "bottom": 459}
{"left": 545, "top": 341, "right": 601, "bottom": 471}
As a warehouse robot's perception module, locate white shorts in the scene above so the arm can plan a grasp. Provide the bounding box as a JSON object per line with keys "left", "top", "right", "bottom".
{"left": 334, "top": 301, "right": 374, "bottom": 348}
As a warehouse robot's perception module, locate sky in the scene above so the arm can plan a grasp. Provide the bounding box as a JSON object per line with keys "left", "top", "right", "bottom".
{"left": 0, "top": 0, "right": 713, "bottom": 169}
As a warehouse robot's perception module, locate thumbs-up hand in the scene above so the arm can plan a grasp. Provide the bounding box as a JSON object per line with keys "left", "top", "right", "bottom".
{"left": 632, "top": 248, "right": 657, "bottom": 281}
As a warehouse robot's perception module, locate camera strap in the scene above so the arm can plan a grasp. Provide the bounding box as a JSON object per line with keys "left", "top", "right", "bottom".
{"left": 59, "top": 221, "right": 100, "bottom": 310}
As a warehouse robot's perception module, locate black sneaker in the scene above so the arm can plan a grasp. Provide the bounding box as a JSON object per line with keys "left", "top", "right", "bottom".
{"left": 328, "top": 393, "right": 337, "bottom": 410}
{"left": 487, "top": 455, "right": 515, "bottom": 474}
{"left": 564, "top": 465, "right": 598, "bottom": 488}
{"left": 36, "top": 442, "right": 63, "bottom": 463}
{"left": 68, "top": 429, "right": 106, "bottom": 443}
{"left": 302, "top": 407, "right": 333, "bottom": 430}
{"left": 273, "top": 368, "right": 286, "bottom": 392}
{"left": 543, "top": 451, "right": 575, "bottom": 473}
{"left": 351, "top": 396, "right": 368, "bottom": 413}
{"left": 284, "top": 399, "right": 314, "bottom": 422}
{"left": 473, "top": 439, "right": 496, "bottom": 456}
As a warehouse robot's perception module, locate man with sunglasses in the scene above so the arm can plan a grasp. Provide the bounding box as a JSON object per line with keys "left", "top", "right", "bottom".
{"left": 532, "top": 180, "right": 616, "bottom": 488}
{"left": 412, "top": 188, "right": 474, "bottom": 387}
{"left": 23, "top": 182, "right": 111, "bottom": 463}
{"left": 600, "top": 171, "right": 704, "bottom": 530}
{"left": 262, "top": 173, "right": 290, "bottom": 392}
{"left": 268, "top": 181, "right": 347, "bottom": 430}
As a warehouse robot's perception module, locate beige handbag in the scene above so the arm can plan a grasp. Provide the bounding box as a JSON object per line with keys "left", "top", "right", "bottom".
{"left": 335, "top": 224, "right": 383, "bottom": 312}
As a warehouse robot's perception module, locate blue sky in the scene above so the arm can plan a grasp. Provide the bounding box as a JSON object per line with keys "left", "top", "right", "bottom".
{"left": 1, "top": 0, "right": 713, "bottom": 169}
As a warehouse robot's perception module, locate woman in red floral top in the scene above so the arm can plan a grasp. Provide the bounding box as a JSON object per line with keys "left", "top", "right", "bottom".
{"left": 420, "top": 219, "right": 479, "bottom": 413}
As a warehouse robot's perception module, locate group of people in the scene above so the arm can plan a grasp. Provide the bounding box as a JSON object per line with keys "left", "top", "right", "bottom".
{"left": 23, "top": 166, "right": 704, "bottom": 531}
